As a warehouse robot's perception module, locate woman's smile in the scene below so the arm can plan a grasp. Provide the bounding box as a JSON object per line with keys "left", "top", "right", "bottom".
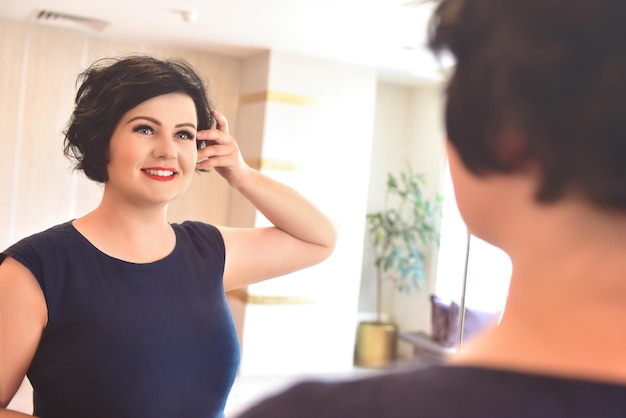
{"left": 141, "top": 167, "right": 178, "bottom": 181}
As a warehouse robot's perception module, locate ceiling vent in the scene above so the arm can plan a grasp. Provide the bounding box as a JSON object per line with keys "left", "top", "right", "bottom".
{"left": 31, "top": 9, "right": 110, "bottom": 32}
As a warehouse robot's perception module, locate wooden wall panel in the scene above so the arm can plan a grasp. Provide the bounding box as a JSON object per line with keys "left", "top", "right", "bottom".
{"left": 0, "top": 20, "right": 26, "bottom": 249}
{"left": 12, "top": 26, "right": 85, "bottom": 241}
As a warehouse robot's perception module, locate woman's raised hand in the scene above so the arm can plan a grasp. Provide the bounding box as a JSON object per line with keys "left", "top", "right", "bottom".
{"left": 196, "top": 110, "right": 251, "bottom": 188}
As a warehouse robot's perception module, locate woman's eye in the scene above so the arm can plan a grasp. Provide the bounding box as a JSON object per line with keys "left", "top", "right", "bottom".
{"left": 176, "top": 130, "right": 195, "bottom": 140}
{"left": 133, "top": 125, "right": 153, "bottom": 135}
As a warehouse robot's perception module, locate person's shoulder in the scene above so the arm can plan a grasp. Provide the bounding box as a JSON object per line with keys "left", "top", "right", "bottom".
{"left": 171, "top": 221, "right": 225, "bottom": 255}
{"left": 236, "top": 365, "right": 459, "bottom": 418}
{"left": 236, "top": 365, "right": 626, "bottom": 418}
{"left": 172, "top": 221, "right": 222, "bottom": 242}
{"left": 4, "top": 221, "right": 75, "bottom": 252}
{"left": 1, "top": 221, "right": 76, "bottom": 287}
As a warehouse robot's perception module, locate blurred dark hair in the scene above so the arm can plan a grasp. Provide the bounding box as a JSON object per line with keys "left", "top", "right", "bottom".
{"left": 63, "top": 55, "right": 213, "bottom": 182}
{"left": 429, "top": 0, "right": 626, "bottom": 209}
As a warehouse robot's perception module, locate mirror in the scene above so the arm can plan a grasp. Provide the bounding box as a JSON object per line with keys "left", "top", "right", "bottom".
{"left": 1, "top": 5, "right": 463, "bottom": 415}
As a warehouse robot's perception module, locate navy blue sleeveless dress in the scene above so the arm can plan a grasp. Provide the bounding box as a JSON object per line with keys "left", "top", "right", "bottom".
{"left": 2, "top": 221, "right": 240, "bottom": 418}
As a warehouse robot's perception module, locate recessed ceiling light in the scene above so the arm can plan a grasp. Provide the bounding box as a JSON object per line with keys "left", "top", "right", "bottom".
{"left": 169, "top": 9, "right": 199, "bottom": 23}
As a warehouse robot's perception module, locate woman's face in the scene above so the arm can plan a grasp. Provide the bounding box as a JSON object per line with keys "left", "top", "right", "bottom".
{"left": 105, "top": 92, "right": 198, "bottom": 206}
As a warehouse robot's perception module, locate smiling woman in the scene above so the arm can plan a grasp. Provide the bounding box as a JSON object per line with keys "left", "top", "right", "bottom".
{"left": 63, "top": 57, "right": 214, "bottom": 184}
{"left": 105, "top": 93, "right": 199, "bottom": 206}
{"left": 0, "top": 55, "right": 337, "bottom": 418}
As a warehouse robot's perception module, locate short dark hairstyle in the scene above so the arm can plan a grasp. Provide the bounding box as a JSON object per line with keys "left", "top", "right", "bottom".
{"left": 429, "top": 0, "right": 626, "bottom": 210}
{"left": 63, "top": 55, "right": 214, "bottom": 182}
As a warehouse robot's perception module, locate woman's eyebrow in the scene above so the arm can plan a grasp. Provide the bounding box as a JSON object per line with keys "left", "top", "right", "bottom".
{"left": 127, "top": 116, "right": 161, "bottom": 126}
{"left": 126, "top": 116, "right": 196, "bottom": 130}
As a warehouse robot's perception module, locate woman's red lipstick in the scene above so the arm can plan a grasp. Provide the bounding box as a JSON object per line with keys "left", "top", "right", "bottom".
{"left": 141, "top": 167, "right": 177, "bottom": 181}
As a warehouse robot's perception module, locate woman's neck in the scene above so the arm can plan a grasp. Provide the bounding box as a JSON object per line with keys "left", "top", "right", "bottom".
{"left": 73, "top": 197, "right": 175, "bottom": 263}
{"left": 451, "top": 199, "right": 626, "bottom": 384}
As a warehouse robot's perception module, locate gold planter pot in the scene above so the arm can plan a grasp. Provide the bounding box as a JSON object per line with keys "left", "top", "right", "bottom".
{"left": 354, "top": 321, "right": 398, "bottom": 368}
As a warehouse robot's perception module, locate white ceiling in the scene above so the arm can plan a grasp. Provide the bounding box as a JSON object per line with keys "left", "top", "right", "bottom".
{"left": 0, "top": 0, "right": 450, "bottom": 86}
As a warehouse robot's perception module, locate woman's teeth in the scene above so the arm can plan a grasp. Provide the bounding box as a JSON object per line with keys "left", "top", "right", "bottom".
{"left": 144, "top": 169, "right": 174, "bottom": 176}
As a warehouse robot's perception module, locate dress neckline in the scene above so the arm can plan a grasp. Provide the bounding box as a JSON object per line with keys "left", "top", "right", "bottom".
{"left": 68, "top": 220, "right": 179, "bottom": 266}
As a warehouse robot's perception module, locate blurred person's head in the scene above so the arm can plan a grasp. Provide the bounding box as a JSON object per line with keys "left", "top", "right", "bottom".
{"left": 429, "top": 0, "right": 626, "bottom": 211}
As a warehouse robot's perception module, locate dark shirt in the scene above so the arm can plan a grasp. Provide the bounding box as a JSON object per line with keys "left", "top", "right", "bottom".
{"left": 237, "top": 364, "right": 626, "bottom": 418}
{"left": 2, "top": 221, "right": 239, "bottom": 418}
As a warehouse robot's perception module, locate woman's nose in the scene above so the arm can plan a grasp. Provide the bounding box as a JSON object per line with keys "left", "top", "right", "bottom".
{"left": 153, "top": 136, "right": 176, "bottom": 160}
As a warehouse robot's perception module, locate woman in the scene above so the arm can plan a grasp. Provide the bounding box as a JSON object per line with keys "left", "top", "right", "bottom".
{"left": 0, "top": 56, "right": 336, "bottom": 418}
{"left": 237, "top": 0, "right": 626, "bottom": 417}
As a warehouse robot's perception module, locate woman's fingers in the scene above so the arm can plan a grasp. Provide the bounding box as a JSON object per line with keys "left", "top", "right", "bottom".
{"left": 195, "top": 110, "right": 247, "bottom": 178}
{"left": 212, "top": 110, "right": 229, "bottom": 134}
{"left": 197, "top": 110, "right": 229, "bottom": 145}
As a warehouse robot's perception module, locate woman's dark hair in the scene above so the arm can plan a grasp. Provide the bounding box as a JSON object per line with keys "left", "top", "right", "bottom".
{"left": 63, "top": 55, "right": 214, "bottom": 182}
{"left": 429, "top": 0, "right": 626, "bottom": 209}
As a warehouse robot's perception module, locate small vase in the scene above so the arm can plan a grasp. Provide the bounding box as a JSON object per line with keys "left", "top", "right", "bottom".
{"left": 353, "top": 320, "right": 398, "bottom": 368}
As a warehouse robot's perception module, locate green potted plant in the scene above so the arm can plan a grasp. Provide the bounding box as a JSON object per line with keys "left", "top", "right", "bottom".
{"left": 355, "top": 161, "right": 442, "bottom": 368}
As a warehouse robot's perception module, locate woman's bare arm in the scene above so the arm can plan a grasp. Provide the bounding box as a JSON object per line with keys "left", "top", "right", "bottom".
{"left": 0, "top": 257, "right": 46, "bottom": 416}
{"left": 218, "top": 168, "right": 337, "bottom": 290}
{"left": 196, "top": 111, "right": 337, "bottom": 290}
